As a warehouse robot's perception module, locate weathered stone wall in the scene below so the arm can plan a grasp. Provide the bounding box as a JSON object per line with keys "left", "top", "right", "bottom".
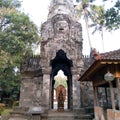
{"left": 19, "top": 57, "right": 43, "bottom": 108}
{"left": 80, "top": 82, "right": 94, "bottom": 107}
{"left": 19, "top": 76, "right": 43, "bottom": 107}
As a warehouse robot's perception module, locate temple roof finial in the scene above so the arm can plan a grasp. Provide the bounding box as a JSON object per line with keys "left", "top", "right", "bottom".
{"left": 48, "top": 0, "right": 77, "bottom": 20}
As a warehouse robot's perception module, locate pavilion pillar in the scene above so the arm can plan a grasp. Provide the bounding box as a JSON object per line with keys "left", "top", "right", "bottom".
{"left": 116, "top": 78, "right": 120, "bottom": 110}
{"left": 109, "top": 81, "right": 115, "bottom": 110}
{"left": 93, "top": 87, "right": 99, "bottom": 106}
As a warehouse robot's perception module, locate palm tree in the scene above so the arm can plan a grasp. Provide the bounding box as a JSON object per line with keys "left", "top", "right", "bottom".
{"left": 76, "top": 0, "right": 93, "bottom": 49}
{"left": 90, "top": 5, "right": 106, "bottom": 52}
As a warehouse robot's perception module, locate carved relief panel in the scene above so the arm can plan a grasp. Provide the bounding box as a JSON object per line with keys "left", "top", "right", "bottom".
{"left": 41, "top": 14, "right": 83, "bottom": 72}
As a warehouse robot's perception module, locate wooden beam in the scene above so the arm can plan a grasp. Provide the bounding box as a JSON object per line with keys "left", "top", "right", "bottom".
{"left": 93, "top": 86, "right": 99, "bottom": 106}
{"left": 100, "top": 61, "right": 120, "bottom": 65}
{"left": 93, "top": 80, "right": 107, "bottom": 87}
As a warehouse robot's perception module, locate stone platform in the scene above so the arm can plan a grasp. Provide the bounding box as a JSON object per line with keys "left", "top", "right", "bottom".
{"left": 6, "top": 107, "right": 94, "bottom": 120}
{"left": 42, "top": 109, "right": 93, "bottom": 120}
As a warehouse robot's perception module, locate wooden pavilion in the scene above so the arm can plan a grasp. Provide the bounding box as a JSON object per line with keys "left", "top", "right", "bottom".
{"left": 79, "top": 49, "right": 120, "bottom": 120}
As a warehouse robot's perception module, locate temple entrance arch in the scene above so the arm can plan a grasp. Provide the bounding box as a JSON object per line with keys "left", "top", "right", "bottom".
{"left": 50, "top": 49, "right": 73, "bottom": 110}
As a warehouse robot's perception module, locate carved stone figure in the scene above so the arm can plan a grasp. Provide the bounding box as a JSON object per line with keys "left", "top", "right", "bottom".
{"left": 56, "top": 85, "right": 66, "bottom": 102}
{"left": 54, "top": 19, "right": 69, "bottom": 35}
{"left": 55, "top": 85, "right": 66, "bottom": 112}
{"left": 58, "top": 90, "right": 64, "bottom": 112}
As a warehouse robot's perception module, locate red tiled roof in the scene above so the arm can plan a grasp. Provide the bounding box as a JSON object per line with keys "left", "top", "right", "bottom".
{"left": 100, "top": 49, "right": 120, "bottom": 60}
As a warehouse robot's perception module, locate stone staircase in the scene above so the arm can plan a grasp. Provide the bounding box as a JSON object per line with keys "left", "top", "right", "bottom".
{"left": 41, "top": 107, "right": 94, "bottom": 120}
{"left": 7, "top": 107, "right": 29, "bottom": 120}
{"left": 41, "top": 110, "right": 74, "bottom": 120}
{"left": 5, "top": 107, "right": 94, "bottom": 120}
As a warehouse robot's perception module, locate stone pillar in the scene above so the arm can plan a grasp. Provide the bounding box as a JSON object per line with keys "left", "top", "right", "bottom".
{"left": 42, "top": 73, "right": 51, "bottom": 110}
{"left": 19, "top": 76, "right": 35, "bottom": 107}
{"left": 72, "top": 74, "right": 81, "bottom": 109}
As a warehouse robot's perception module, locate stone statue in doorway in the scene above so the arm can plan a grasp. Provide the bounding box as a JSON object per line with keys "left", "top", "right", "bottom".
{"left": 55, "top": 85, "right": 66, "bottom": 112}
{"left": 58, "top": 90, "right": 64, "bottom": 112}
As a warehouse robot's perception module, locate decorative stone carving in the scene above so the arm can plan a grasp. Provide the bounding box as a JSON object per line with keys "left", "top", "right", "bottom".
{"left": 48, "top": 0, "right": 76, "bottom": 20}
{"left": 41, "top": 14, "right": 83, "bottom": 72}
{"left": 20, "top": 57, "right": 42, "bottom": 76}
{"left": 54, "top": 19, "right": 69, "bottom": 35}
{"left": 33, "top": 79, "right": 42, "bottom": 107}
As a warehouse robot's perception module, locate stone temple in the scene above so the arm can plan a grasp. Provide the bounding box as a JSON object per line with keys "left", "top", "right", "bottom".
{"left": 8, "top": 0, "right": 94, "bottom": 120}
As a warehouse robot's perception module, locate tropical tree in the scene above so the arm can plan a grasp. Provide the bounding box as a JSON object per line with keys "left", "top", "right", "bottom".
{"left": 0, "top": 0, "right": 40, "bottom": 102}
{"left": 76, "top": 0, "right": 120, "bottom": 53}
{"left": 90, "top": 5, "right": 105, "bottom": 52}
{"left": 105, "top": 0, "right": 120, "bottom": 31}
{"left": 89, "top": 0, "right": 120, "bottom": 51}
{"left": 76, "top": 0, "right": 93, "bottom": 49}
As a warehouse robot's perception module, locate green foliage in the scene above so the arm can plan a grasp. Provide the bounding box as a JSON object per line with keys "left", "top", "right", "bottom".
{"left": 12, "top": 101, "right": 19, "bottom": 107}
{"left": 0, "top": 10, "right": 39, "bottom": 56}
{"left": 1, "top": 108, "right": 12, "bottom": 116}
{"left": 0, "top": 107, "right": 4, "bottom": 115}
{"left": 0, "top": 103, "right": 5, "bottom": 115}
{"left": 76, "top": 0, "right": 120, "bottom": 32}
{"left": 76, "top": 0, "right": 95, "bottom": 3}
{"left": 0, "top": 0, "right": 21, "bottom": 8}
{"left": 76, "top": 0, "right": 96, "bottom": 48}
{"left": 90, "top": 5, "right": 105, "bottom": 34}
{"left": 0, "top": 0, "right": 40, "bottom": 102}
{"left": 105, "top": 1, "right": 120, "bottom": 31}
{"left": 54, "top": 79, "right": 67, "bottom": 88}
{"left": 54, "top": 71, "right": 67, "bottom": 88}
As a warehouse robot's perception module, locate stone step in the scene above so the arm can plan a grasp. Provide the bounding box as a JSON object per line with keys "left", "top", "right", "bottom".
{"left": 73, "top": 107, "right": 94, "bottom": 120}
{"left": 10, "top": 107, "right": 29, "bottom": 115}
{"left": 42, "top": 110, "right": 74, "bottom": 120}
{"left": 74, "top": 114, "right": 93, "bottom": 120}
{"left": 42, "top": 110, "right": 93, "bottom": 120}
{"left": 7, "top": 107, "right": 29, "bottom": 120}
{"left": 8, "top": 114, "right": 29, "bottom": 120}
{"left": 8, "top": 118, "right": 28, "bottom": 120}
{"left": 74, "top": 107, "right": 94, "bottom": 115}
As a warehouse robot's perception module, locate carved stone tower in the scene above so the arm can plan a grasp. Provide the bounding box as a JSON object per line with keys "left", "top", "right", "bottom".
{"left": 19, "top": 0, "right": 83, "bottom": 111}
{"left": 40, "top": 0, "right": 83, "bottom": 110}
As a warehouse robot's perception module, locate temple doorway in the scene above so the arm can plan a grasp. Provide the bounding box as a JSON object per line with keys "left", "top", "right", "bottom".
{"left": 54, "top": 70, "right": 68, "bottom": 110}
{"left": 50, "top": 50, "right": 73, "bottom": 110}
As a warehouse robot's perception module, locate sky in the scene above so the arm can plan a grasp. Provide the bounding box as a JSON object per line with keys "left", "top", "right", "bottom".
{"left": 20, "top": 0, "right": 120, "bottom": 55}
